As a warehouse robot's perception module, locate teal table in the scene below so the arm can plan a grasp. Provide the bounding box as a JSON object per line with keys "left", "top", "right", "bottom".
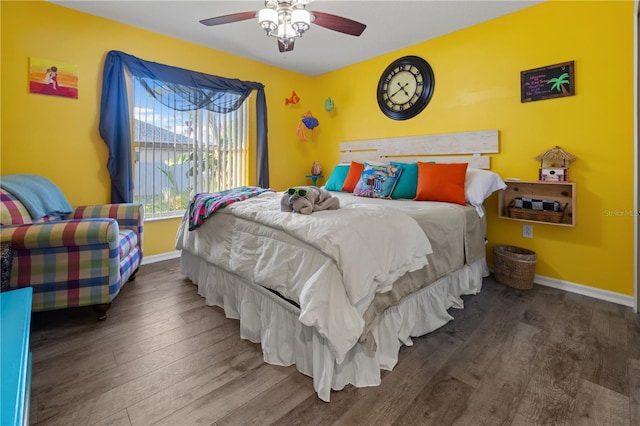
{"left": 306, "top": 175, "right": 324, "bottom": 187}
{"left": 1, "top": 287, "right": 33, "bottom": 426}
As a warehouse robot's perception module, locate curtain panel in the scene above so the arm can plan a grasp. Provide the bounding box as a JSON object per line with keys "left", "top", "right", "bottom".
{"left": 99, "top": 50, "right": 269, "bottom": 203}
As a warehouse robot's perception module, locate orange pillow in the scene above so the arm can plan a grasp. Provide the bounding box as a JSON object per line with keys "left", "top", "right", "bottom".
{"left": 414, "top": 162, "right": 468, "bottom": 205}
{"left": 341, "top": 161, "right": 364, "bottom": 192}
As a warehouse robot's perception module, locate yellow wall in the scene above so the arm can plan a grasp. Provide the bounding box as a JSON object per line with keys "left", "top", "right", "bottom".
{"left": 313, "top": 0, "right": 635, "bottom": 296}
{"left": 1, "top": 1, "right": 635, "bottom": 296}
{"left": 1, "top": 0, "right": 315, "bottom": 255}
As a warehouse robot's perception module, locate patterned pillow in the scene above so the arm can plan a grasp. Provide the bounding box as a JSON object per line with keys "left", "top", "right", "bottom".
{"left": 0, "top": 189, "right": 63, "bottom": 225}
{"left": 353, "top": 162, "right": 403, "bottom": 199}
{"left": 0, "top": 189, "right": 32, "bottom": 225}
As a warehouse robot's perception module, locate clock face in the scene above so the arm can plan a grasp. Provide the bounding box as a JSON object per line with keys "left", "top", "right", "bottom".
{"left": 377, "top": 56, "right": 434, "bottom": 120}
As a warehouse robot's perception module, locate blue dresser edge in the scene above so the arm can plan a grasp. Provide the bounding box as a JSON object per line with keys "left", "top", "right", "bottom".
{"left": 0, "top": 287, "right": 33, "bottom": 426}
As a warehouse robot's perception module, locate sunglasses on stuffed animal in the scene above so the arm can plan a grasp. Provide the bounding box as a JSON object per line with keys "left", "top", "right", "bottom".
{"left": 286, "top": 188, "right": 308, "bottom": 197}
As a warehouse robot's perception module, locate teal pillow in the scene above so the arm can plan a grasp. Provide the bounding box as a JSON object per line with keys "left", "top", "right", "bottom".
{"left": 390, "top": 162, "right": 418, "bottom": 199}
{"left": 324, "top": 164, "right": 350, "bottom": 191}
{"left": 353, "top": 162, "right": 403, "bottom": 199}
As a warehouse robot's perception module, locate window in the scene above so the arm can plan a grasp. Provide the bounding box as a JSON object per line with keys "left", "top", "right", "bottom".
{"left": 131, "top": 78, "right": 248, "bottom": 219}
{"left": 99, "top": 51, "right": 268, "bottom": 206}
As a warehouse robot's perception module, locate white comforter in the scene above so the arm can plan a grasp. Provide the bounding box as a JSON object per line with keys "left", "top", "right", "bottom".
{"left": 176, "top": 191, "right": 433, "bottom": 363}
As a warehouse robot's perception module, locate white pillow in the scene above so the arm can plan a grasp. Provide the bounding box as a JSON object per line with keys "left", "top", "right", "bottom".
{"left": 465, "top": 168, "right": 507, "bottom": 217}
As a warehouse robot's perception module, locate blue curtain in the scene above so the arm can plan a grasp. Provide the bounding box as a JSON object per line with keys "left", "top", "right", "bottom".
{"left": 99, "top": 50, "right": 269, "bottom": 203}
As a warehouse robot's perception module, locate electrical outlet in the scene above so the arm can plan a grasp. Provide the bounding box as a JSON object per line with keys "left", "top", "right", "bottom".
{"left": 522, "top": 224, "right": 533, "bottom": 238}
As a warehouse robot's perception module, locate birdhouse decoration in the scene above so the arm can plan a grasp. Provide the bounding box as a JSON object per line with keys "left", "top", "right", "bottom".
{"left": 534, "top": 146, "right": 577, "bottom": 182}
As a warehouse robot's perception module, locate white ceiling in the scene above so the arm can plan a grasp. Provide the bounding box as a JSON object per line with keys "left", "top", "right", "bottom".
{"left": 50, "top": 0, "right": 541, "bottom": 76}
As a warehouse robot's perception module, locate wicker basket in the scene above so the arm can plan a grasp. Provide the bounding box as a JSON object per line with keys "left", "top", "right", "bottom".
{"left": 508, "top": 201, "right": 567, "bottom": 224}
{"left": 493, "top": 245, "right": 536, "bottom": 290}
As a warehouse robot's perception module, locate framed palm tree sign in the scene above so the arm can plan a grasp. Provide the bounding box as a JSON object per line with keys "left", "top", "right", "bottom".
{"left": 520, "top": 60, "right": 574, "bottom": 103}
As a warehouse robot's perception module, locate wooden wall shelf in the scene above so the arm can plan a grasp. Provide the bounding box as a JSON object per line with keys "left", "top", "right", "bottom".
{"left": 498, "top": 180, "right": 576, "bottom": 227}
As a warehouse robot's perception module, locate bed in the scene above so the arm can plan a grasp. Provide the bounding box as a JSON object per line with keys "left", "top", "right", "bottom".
{"left": 176, "top": 130, "right": 504, "bottom": 401}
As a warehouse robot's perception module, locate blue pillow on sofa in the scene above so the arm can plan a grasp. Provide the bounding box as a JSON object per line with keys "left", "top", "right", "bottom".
{"left": 324, "top": 164, "right": 350, "bottom": 191}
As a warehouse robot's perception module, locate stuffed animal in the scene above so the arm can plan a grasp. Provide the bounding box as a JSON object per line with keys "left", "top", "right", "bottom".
{"left": 280, "top": 186, "right": 340, "bottom": 215}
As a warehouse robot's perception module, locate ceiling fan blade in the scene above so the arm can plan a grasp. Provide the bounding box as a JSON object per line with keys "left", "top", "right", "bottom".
{"left": 199, "top": 11, "right": 256, "bottom": 26}
{"left": 278, "top": 39, "right": 295, "bottom": 52}
{"left": 311, "top": 11, "right": 366, "bottom": 37}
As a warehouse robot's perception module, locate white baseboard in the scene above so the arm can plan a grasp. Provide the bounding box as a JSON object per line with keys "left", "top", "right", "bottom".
{"left": 141, "top": 250, "right": 181, "bottom": 265}
{"left": 532, "top": 275, "right": 635, "bottom": 308}
{"left": 488, "top": 264, "right": 635, "bottom": 308}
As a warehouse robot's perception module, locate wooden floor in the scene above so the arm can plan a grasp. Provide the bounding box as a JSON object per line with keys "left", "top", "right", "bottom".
{"left": 29, "top": 258, "right": 639, "bottom": 426}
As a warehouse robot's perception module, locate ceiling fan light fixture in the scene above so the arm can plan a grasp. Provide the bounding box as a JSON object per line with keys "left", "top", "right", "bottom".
{"left": 258, "top": 8, "right": 278, "bottom": 34}
{"left": 291, "top": 9, "right": 310, "bottom": 34}
{"left": 195, "top": 0, "right": 365, "bottom": 52}
{"left": 277, "top": 22, "right": 296, "bottom": 40}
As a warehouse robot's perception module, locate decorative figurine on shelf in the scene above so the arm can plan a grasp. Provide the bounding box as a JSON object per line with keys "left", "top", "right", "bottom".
{"left": 534, "top": 146, "right": 577, "bottom": 182}
{"left": 295, "top": 110, "right": 319, "bottom": 142}
{"left": 311, "top": 161, "right": 322, "bottom": 176}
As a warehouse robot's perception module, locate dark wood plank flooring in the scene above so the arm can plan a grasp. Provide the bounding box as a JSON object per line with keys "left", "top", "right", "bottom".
{"left": 28, "top": 259, "right": 639, "bottom": 425}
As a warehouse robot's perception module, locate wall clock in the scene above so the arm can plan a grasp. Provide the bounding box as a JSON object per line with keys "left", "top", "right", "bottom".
{"left": 377, "top": 55, "right": 435, "bottom": 120}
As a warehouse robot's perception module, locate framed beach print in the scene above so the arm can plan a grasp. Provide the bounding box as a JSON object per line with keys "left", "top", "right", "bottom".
{"left": 29, "top": 57, "right": 78, "bottom": 99}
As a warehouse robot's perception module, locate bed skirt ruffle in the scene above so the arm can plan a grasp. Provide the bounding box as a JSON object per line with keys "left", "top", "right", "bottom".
{"left": 180, "top": 251, "right": 488, "bottom": 402}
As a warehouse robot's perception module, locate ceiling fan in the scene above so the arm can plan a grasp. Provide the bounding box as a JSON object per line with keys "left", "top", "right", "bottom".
{"left": 200, "top": 0, "right": 367, "bottom": 53}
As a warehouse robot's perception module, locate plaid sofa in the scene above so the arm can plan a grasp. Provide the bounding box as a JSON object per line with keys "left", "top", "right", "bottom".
{"left": 0, "top": 188, "right": 143, "bottom": 320}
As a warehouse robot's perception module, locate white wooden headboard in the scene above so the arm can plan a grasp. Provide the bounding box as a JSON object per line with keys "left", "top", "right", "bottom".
{"left": 339, "top": 129, "right": 499, "bottom": 169}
